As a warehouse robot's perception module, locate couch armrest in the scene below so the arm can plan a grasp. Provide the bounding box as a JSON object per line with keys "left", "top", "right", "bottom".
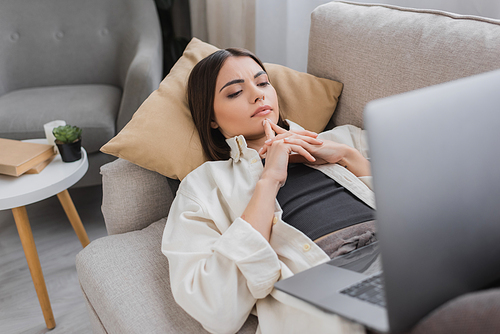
{"left": 100, "top": 158, "right": 179, "bottom": 235}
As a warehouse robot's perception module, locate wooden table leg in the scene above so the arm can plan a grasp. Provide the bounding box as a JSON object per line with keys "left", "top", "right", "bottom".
{"left": 57, "top": 189, "right": 90, "bottom": 248}
{"left": 12, "top": 206, "right": 56, "bottom": 330}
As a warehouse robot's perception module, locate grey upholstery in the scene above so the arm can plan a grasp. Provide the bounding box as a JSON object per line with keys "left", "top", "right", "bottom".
{"left": 100, "top": 158, "right": 175, "bottom": 235}
{"left": 0, "top": 0, "right": 163, "bottom": 187}
{"left": 411, "top": 287, "right": 500, "bottom": 334}
{"left": 76, "top": 2, "right": 500, "bottom": 333}
{"left": 77, "top": 158, "right": 257, "bottom": 333}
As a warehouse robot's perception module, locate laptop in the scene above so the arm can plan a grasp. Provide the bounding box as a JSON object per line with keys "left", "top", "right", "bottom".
{"left": 274, "top": 68, "right": 500, "bottom": 333}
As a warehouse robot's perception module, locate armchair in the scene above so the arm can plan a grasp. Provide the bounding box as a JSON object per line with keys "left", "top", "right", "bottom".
{"left": 0, "top": 0, "right": 162, "bottom": 187}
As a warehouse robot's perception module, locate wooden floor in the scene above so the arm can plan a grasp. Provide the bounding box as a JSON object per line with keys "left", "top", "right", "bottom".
{"left": 0, "top": 185, "right": 108, "bottom": 334}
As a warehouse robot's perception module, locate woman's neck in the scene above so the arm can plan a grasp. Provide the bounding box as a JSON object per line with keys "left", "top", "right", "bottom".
{"left": 246, "top": 136, "right": 267, "bottom": 153}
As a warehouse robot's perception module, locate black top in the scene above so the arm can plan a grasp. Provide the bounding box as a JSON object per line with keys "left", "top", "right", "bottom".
{"left": 276, "top": 163, "right": 374, "bottom": 240}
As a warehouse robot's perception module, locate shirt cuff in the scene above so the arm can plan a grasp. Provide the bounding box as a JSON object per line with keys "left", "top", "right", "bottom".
{"left": 212, "top": 217, "right": 281, "bottom": 298}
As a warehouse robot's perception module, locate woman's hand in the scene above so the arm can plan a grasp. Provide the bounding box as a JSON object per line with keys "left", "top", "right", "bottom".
{"left": 259, "top": 119, "right": 318, "bottom": 187}
{"left": 260, "top": 120, "right": 371, "bottom": 177}
{"left": 240, "top": 119, "right": 319, "bottom": 242}
{"left": 259, "top": 120, "right": 342, "bottom": 164}
{"left": 259, "top": 120, "right": 323, "bottom": 158}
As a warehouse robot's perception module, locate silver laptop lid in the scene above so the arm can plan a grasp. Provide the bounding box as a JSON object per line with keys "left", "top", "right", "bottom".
{"left": 364, "top": 69, "right": 500, "bottom": 333}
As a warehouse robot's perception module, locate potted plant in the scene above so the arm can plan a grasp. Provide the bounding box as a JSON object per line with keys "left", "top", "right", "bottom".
{"left": 52, "top": 125, "right": 83, "bottom": 162}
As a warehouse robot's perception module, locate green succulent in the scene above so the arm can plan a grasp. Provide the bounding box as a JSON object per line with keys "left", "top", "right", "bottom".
{"left": 52, "top": 125, "right": 82, "bottom": 144}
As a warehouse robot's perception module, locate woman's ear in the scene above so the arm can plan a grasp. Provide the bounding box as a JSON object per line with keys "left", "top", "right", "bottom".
{"left": 210, "top": 120, "right": 219, "bottom": 129}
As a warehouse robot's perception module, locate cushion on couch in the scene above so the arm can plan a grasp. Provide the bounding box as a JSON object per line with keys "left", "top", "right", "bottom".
{"left": 101, "top": 38, "right": 343, "bottom": 180}
{"left": 309, "top": 1, "right": 500, "bottom": 128}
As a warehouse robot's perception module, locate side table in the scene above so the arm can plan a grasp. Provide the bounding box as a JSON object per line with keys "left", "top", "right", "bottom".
{"left": 0, "top": 139, "right": 90, "bottom": 330}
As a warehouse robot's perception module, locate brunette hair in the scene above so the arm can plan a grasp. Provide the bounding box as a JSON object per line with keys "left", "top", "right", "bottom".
{"left": 187, "top": 48, "right": 288, "bottom": 161}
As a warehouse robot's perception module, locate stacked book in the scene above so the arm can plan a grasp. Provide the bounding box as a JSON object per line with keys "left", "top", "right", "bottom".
{"left": 0, "top": 138, "right": 56, "bottom": 177}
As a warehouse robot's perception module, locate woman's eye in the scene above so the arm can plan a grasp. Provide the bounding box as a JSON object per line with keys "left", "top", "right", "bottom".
{"left": 228, "top": 90, "right": 242, "bottom": 98}
{"left": 258, "top": 81, "right": 270, "bottom": 87}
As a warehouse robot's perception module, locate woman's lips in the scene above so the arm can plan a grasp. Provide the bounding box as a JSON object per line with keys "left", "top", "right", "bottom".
{"left": 252, "top": 105, "right": 272, "bottom": 117}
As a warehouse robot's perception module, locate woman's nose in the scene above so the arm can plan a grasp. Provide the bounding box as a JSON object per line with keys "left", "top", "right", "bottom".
{"left": 254, "top": 95, "right": 265, "bottom": 103}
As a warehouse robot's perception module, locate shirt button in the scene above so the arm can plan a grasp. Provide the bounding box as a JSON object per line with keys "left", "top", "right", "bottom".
{"left": 302, "top": 244, "right": 311, "bottom": 252}
{"left": 251, "top": 158, "right": 258, "bottom": 164}
{"left": 272, "top": 216, "right": 278, "bottom": 225}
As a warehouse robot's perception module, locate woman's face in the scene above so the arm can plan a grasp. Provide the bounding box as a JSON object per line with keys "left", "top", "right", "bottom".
{"left": 212, "top": 56, "right": 279, "bottom": 142}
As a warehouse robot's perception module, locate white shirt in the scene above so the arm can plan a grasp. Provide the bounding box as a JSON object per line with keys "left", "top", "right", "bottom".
{"left": 162, "top": 122, "right": 374, "bottom": 334}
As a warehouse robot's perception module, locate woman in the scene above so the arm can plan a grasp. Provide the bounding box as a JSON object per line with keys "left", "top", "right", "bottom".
{"left": 162, "top": 48, "right": 376, "bottom": 334}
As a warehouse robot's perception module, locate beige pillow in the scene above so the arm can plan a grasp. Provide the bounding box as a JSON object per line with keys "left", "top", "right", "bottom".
{"left": 101, "top": 38, "right": 343, "bottom": 180}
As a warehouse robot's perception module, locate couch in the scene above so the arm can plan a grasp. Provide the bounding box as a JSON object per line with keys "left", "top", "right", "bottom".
{"left": 0, "top": 0, "right": 162, "bottom": 187}
{"left": 76, "top": 1, "right": 500, "bottom": 333}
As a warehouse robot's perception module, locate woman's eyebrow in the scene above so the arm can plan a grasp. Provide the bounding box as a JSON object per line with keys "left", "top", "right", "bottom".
{"left": 254, "top": 71, "right": 266, "bottom": 78}
{"left": 219, "top": 71, "right": 268, "bottom": 93}
{"left": 219, "top": 79, "right": 244, "bottom": 93}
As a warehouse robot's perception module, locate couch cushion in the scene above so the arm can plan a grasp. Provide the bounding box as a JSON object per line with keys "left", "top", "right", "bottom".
{"left": 0, "top": 84, "right": 121, "bottom": 153}
{"left": 101, "top": 38, "right": 343, "bottom": 181}
{"left": 308, "top": 1, "right": 500, "bottom": 128}
{"left": 76, "top": 219, "right": 258, "bottom": 333}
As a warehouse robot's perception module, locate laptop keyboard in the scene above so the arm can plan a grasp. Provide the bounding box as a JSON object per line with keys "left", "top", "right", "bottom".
{"left": 340, "top": 273, "right": 386, "bottom": 307}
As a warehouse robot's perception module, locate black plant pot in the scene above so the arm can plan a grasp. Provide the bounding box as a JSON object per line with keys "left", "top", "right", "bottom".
{"left": 56, "top": 138, "right": 82, "bottom": 162}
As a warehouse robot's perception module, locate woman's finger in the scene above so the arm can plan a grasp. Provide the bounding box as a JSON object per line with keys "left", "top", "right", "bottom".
{"left": 261, "top": 137, "right": 317, "bottom": 163}
{"left": 265, "top": 133, "right": 322, "bottom": 148}
{"left": 271, "top": 139, "right": 315, "bottom": 162}
{"left": 281, "top": 134, "right": 323, "bottom": 146}
{"left": 261, "top": 134, "right": 321, "bottom": 159}
{"left": 263, "top": 119, "right": 275, "bottom": 140}
{"left": 259, "top": 144, "right": 268, "bottom": 158}
{"left": 287, "top": 144, "right": 316, "bottom": 162}
{"left": 290, "top": 129, "right": 319, "bottom": 138}
{"left": 267, "top": 119, "right": 288, "bottom": 135}
{"left": 268, "top": 121, "right": 318, "bottom": 138}
{"left": 282, "top": 137, "right": 321, "bottom": 158}
{"left": 260, "top": 119, "right": 274, "bottom": 157}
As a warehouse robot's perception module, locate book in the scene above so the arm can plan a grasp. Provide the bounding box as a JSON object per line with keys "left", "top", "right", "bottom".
{"left": 24, "top": 155, "right": 56, "bottom": 174}
{"left": 0, "top": 138, "right": 56, "bottom": 177}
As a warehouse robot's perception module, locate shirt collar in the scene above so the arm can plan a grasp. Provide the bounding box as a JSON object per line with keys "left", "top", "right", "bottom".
{"left": 226, "top": 135, "right": 248, "bottom": 162}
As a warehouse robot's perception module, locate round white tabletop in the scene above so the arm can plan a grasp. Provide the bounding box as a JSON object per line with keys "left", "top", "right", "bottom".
{"left": 0, "top": 139, "right": 88, "bottom": 210}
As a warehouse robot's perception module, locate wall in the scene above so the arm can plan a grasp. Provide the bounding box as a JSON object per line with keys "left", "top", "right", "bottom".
{"left": 255, "top": 0, "right": 500, "bottom": 72}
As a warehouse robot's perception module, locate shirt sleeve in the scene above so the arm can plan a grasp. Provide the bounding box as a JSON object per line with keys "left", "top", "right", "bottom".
{"left": 358, "top": 176, "right": 374, "bottom": 191}
{"left": 318, "top": 124, "right": 370, "bottom": 159}
{"left": 318, "top": 125, "right": 374, "bottom": 189}
{"left": 161, "top": 189, "right": 281, "bottom": 334}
